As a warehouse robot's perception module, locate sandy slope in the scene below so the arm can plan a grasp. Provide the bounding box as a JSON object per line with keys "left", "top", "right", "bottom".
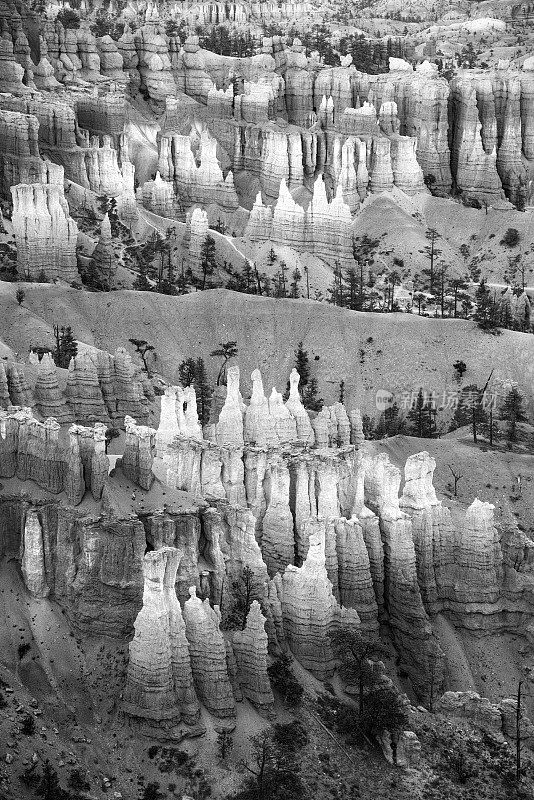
{"left": 1, "top": 284, "right": 533, "bottom": 419}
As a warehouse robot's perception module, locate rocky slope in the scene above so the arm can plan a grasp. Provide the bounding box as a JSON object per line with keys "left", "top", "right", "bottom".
{"left": 1, "top": 284, "right": 532, "bottom": 420}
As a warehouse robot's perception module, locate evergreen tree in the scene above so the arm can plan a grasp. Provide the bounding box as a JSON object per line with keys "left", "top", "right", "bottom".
{"left": 223, "top": 566, "right": 261, "bottom": 630}
{"left": 53, "top": 325, "right": 78, "bottom": 369}
{"left": 453, "top": 384, "right": 488, "bottom": 443}
{"left": 290, "top": 268, "right": 302, "bottom": 298}
{"left": 217, "top": 729, "right": 234, "bottom": 760}
{"left": 500, "top": 385, "right": 527, "bottom": 443}
{"left": 420, "top": 228, "right": 442, "bottom": 291}
{"left": 159, "top": 232, "right": 178, "bottom": 295}
{"left": 294, "top": 341, "right": 310, "bottom": 386}
{"left": 360, "top": 684, "right": 410, "bottom": 749}
{"left": 374, "top": 402, "right": 406, "bottom": 438}
{"left": 448, "top": 275, "right": 470, "bottom": 318}
{"left": 287, "top": 341, "right": 323, "bottom": 411}
{"left": 407, "top": 389, "right": 437, "bottom": 438}
{"left": 328, "top": 262, "right": 344, "bottom": 306}
{"left": 474, "top": 279, "right": 498, "bottom": 331}
{"left": 132, "top": 258, "right": 153, "bottom": 292}
{"left": 210, "top": 341, "right": 238, "bottom": 386}
{"left": 302, "top": 377, "right": 323, "bottom": 412}
{"left": 343, "top": 265, "right": 361, "bottom": 310}
{"left": 329, "top": 626, "right": 389, "bottom": 718}
{"left": 267, "top": 654, "right": 304, "bottom": 706}
{"left": 129, "top": 339, "right": 155, "bottom": 375}
{"left": 200, "top": 234, "right": 218, "bottom": 290}
{"left": 177, "top": 357, "right": 213, "bottom": 426}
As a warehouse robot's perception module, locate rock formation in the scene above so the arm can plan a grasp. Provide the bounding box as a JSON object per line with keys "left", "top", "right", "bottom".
{"left": 231, "top": 601, "right": 274, "bottom": 711}
{"left": 121, "top": 416, "right": 156, "bottom": 490}
{"left": 123, "top": 548, "right": 201, "bottom": 728}
{"left": 21, "top": 509, "right": 49, "bottom": 598}
{"left": 183, "top": 586, "right": 236, "bottom": 719}
{"left": 281, "top": 525, "right": 359, "bottom": 679}
{"left": 11, "top": 181, "right": 80, "bottom": 282}
{"left": 34, "top": 353, "right": 73, "bottom": 423}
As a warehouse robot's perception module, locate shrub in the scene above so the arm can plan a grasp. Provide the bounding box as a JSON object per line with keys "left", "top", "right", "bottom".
{"left": 18, "top": 642, "right": 31, "bottom": 659}
{"left": 267, "top": 654, "right": 304, "bottom": 706}
{"left": 21, "top": 715, "right": 36, "bottom": 735}
{"left": 56, "top": 8, "right": 80, "bottom": 28}
{"left": 500, "top": 228, "right": 520, "bottom": 247}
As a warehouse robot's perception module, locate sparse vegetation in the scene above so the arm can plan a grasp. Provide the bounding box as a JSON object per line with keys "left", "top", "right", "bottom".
{"left": 210, "top": 341, "right": 238, "bottom": 386}
{"left": 21, "top": 714, "right": 36, "bottom": 735}
{"left": 52, "top": 325, "right": 78, "bottom": 369}
{"left": 267, "top": 653, "right": 304, "bottom": 706}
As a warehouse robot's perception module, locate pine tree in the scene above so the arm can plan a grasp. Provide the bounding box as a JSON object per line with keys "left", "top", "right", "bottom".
{"left": 407, "top": 389, "right": 437, "bottom": 438}
{"left": 302, "top": 377, "right": 323, "bottom": 412}
{"left": 210, "top": 341, "right": 238, "bottom": 386}
{"left": 328, "top": 262, "right": 344, "bottom": 306}
{"left": 448, "top": 275, "right": 470, "bottom": 318}
{"left": 500, "top": 386, "right": 527, "bottom": 443}
{"left": 53, "top": 325, "right": 78, "bottom": 369}
{"left": 129, "top": 339, "right": 155, "bottom": 376}
{"left": 290, "top": 268, "right": 302, "bottom": 298}
{"left": 453, "top": 384, "right": 488, "bottom": 443}
{"left": 133, "top": 258, "right": 152, "bottom": 292}
{"left": 289, "top": 342, "right": 323, "bottom": 410}
{"left": 200, "top": 234, "right": 218, "bottom": 290}
{"left": 474, "top": 279, "right": 498, "bottom": 331}
{"left": 420, "top": 228, "right": 442, "bottom": 291}
{"left": 217, "top": 729, "right": 234, "bottom": 760}
{"left": 178, "top": 357, "right": 197, "bottom": 388}
{"left": 374, "top": 402, "right": 406, "bottom": 438}
{"left": 223, "top": 565, "right": 260, "bottom": 630}
{"left": 294, "top": 341, "right": 310, "bottom": 385}
{"left": 177, "top": 357, "right": 212, "bottom": 426}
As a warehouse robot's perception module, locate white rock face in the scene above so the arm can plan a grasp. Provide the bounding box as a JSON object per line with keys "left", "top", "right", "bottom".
{"left": 11, "top": 182, "right": 79, "bottom": 282}
{"left": 216, "top": 366, "right": 244, "bottom": 447}
{"left": 183, "top": 586, "right": 236, "bottom": 719}
{"left": 123, "top": 548, "right": 200, "bottom": 726}
{"left": 21, "top": 510, "right": 48, "bottom": 597}
{"left": 231, "top": 601, "right": 274, "bottom": 710}
{"left": 281, "top": 525, "right": 359, "bottom": 679}
{"left": 285, "top": 369, "right": 314, "bottom": 445}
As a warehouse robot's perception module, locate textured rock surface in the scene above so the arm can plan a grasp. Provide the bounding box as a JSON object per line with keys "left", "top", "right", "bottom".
{"left": 215, "top": 366, "right": 244, "bottom": 447}
{"left": 123, "top": 548, "right": 200, "bottom": 726}
{"left": 260, "top": 457, "right": 294, "bottom": 577}
{"left": 121, "top": 416, "right": 156, "bottom": 490}
{"left": 66, "top": 353, "right": 110, "bottom": 425}
{"left": 364, "top": 453, "right": 444, "bottom": 699}
{"left": 285, "top": 368, "right": 314, "bottom": 445}
{"left": 11, "top": 181, "right": 79, "bottom": 282}
{"left": 231, "top": 601, "right": 274, "bottom": 710}
{"left": 183, "top": 586, "right": 236, "bottom": 719}
{"left": 34, "top": 353, "right": 73, "bottom": 423}
{"left": 281, "top": 525, "right": 359, "bottom": 679}
{"left": 21, "top": 509, "right": 49, "bottom": 598}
